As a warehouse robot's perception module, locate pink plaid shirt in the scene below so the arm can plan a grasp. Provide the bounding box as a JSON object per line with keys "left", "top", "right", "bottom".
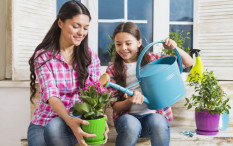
{"left": 31, "top": 48, "right": 100, "bottom": 126}
{"left": 106, "top": 53, "right": 175, "bottom": 121}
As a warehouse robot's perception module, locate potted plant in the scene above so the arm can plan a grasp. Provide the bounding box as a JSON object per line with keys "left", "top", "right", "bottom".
{"left": 184, "top": 70, "right": 231, "bottom": 135}
{"left": 161, "top": 30, "right": 191, "bottom": 72}
{"left": 107, "top": 35, "right": 116, "bottom": 63}
{"left": 161, "top": 30, "right": 190, "bottom": 56}
{"left": 70, "top": 82, "right": 116, "bottom": 145}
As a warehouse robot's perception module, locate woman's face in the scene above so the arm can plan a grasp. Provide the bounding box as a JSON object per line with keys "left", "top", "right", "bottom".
{"left": 114, "top": 32, "right": 142, "bottom": 63}
{"left": 58, "top": 14, "right": 90, "bottom": 47}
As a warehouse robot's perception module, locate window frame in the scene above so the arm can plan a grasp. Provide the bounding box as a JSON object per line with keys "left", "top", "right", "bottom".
{"left": 84, "top": 0, "right": 170, "bottom": 74}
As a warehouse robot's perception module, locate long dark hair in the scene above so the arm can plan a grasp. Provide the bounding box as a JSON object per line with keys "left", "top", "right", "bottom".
{"left": 112, "top": 22, "right": 150, "bottom": 100}
{"left": 29, "top": 1, "right": 91, "bottom": 103}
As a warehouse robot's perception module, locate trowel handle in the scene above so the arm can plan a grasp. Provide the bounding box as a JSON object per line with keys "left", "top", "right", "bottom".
{"left": 108, "top": 82, "right": 150, "bottom": 104}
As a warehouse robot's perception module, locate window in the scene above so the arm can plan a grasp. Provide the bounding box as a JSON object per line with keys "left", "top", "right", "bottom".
{"left": 57, "top": 0, "right": 80, "bottom": 13}
{"left": 169, "top": 0, "right": 193, "bottom": 52}
{"left": 98, "top": 0, "right": 153, "bottom": 66}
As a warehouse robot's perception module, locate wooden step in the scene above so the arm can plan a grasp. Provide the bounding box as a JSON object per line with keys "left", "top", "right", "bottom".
{"left": 21, "top": 126, "right": 233, "bottom": 146}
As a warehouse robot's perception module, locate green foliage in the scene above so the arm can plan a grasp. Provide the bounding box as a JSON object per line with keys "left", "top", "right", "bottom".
{"left": 161, "top": 30, "right": 190, "bottom": 56}
{"left": 184, "top": 70, "right": 231, "bottom": 115}
{"left": 70, "top": 82, "right": 116, "bottom": 120}
{"left": 107, "top": 35, "right": 116, "bottom": 59}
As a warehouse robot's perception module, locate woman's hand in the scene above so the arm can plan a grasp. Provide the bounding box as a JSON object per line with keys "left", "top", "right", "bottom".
{"left": 103, "top": 115, "right": 109, "bottom": 144}
{"left": 67, "top": 117, "right": 96, "bottom": 146}
{"left": 124, "top": 91, "right": 144, "bottom": 104}
{"left": 163, "top": 38, "right": 177, "bottom": 50}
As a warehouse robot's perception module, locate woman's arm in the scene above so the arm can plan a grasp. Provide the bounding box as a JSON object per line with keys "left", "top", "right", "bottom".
{"left": 48, "top": 97, "right": 96, "bottom": 146}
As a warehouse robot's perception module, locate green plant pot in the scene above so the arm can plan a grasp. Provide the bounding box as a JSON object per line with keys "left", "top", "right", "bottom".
{"left": 81, "top": 116, "right": 106, "bottom": 145}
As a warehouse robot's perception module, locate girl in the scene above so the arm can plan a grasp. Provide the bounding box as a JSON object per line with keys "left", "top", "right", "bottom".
{"left": 106, "top": 22, "right": 193, "bottom": 146}
{"left": 27, "top": 1, "right": 108, "bottom": 146}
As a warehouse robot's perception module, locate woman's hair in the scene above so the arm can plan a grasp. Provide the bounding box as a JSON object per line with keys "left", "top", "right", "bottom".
{"left": 112, "top": 22, "right": 150, "bottom": 100}
{"left": 29, "top": 1, "right": 91, "bottom": 103}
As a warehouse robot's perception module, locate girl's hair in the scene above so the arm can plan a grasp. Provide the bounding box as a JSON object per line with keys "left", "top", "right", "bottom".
{"left": 29, "top": 1, "right": 91, "bottom": 103}
{"left": 112, "top": 22, "right": 150, "bottom": 100}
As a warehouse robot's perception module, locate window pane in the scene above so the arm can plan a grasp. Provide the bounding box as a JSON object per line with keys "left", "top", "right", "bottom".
{"left": 170, "top": 0, "right": 193, "bottom": 21}
{"left": 136, "top": 23, "right": 153, "bottom": 46}
{"left": 99, "top": 0, "right": 124, "bottom": 19}
{"left": 128, "top": 0, "right": 153, "bottom": 20}
{"left": 98, "top": 23, "right": 121, "bottom": 66}
{"left": 169, "top": 25, "right": 193, "bottom": 51}
{"left": 57, "top": 0, "right": 80, "bottom": 14}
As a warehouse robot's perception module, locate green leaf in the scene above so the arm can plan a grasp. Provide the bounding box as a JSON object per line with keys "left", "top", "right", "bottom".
{"left": 84, "top": 112, "right": 95, "bottom": 118}
{"left": 187, "top": 104, "right": 192, "bottom": 109}
{"left": 74, "top": 102, "right": 91, "bottom": 114}
{"left": 79, "top": 95, "right": 97, "bottom": 107}
{"left": 72, "top": 110, "right": 81, "bottom": 116}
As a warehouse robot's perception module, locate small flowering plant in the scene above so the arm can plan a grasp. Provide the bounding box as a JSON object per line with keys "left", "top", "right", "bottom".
{"left": 70, "top": 82, "right": 116, "bottom": 120}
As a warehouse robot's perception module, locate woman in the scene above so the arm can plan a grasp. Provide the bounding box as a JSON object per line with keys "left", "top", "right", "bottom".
{"left": 27, "top": 1, "right": 108, "bottom": 146}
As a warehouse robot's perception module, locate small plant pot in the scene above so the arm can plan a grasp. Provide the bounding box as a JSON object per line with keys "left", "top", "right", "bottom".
{"left": 81, "top": 116, "right": 106, "bottom": 145}
{"left": 195, "top": 110, "right": 220, "bottom": 135}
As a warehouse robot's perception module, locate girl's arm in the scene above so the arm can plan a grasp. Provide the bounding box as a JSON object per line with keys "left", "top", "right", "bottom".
{"left": 163, "top": 38, "right": 193, "bottom": 67}
{"left": 175, "top": 47, "right": 193, "bottom": 67}
{"left": 113, "top": 91, "right": 144, "bottom": 114}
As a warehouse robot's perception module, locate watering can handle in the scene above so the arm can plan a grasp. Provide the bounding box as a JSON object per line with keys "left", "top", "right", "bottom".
{"left": 136, "top": 41, "right": 183, "bottom": 79}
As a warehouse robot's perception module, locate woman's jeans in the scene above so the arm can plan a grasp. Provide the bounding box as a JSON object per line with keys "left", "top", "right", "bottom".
{"left": 114, "top": 113, "right": 170, "bottom": 146}
{"left": 27, "top": 117, "right": 78, "bottom": 146}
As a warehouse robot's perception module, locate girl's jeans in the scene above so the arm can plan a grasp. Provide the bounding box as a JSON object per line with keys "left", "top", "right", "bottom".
{"left": 27, "top": 117, "right": 78, "bottom": 146}
{"left": 114, "top": 113, "right": 170, "bottom": 146}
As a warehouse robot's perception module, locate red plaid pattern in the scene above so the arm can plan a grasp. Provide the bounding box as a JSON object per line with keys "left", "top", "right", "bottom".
{"left": 106, "top": 53, "right": 174, "bottom": 121}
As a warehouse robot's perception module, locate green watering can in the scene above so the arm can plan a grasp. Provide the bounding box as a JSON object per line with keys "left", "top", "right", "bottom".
{"left": 100, "top": 41, "right": 186, "bottom": 110}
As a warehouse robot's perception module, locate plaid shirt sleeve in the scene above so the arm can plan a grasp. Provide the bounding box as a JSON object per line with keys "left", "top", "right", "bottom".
{"left": 34, "top": 50, "right": 60, "bottom": 103}
{"left": 88, "top": 49, "right": 101, "bottom": 82}
{"left": 105, "top": 64, "right": 119, "bottom": 107}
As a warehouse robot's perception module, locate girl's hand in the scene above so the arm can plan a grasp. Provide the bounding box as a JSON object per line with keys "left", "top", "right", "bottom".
{"left": 163, "top": 38, "right": 177, "bottom": 50}
{"left": 67, "top": 117, "right": 96, "bottom": 146}
{"left": 124, "top": 91, "right": 144, "bottom": 104}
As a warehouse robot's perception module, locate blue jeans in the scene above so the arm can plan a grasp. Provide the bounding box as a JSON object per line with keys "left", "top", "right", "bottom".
{"left": 114, "top": 113, "right": 170, "bottom": 146}
{"left": 27, "top": 117, "right": 78, "bottom": 146}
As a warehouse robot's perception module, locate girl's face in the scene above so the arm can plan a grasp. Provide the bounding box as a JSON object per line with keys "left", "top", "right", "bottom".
{"left": 114, "top": 32, "right": 142, "bottom": 63}
{"left": 58, "top": 14, "right": 90, "bottom": 48}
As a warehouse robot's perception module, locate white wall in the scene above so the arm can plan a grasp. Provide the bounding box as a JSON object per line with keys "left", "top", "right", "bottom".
{"left": 0, "top": 82, "right": 30, "bottom": 146}
{"left": 0, "top": 0, "right": 6, "bottom": 80}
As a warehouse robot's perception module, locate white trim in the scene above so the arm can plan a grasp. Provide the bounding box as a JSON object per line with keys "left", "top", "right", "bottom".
{"left": 170, "top": 21, "right": 194, "bottom": 25}
{"left": 83, "top": 0, "right": 99, "bottom": 54}
{"left": 98, "top": 19, "right": 147, "bottom": 23}
{"left": 0, "top": 80, "right": 30, "bottom": 88}
{"left": 0, "top": 0, "right": 6, "bottom": 80}
{"left": 124, "top": 0, "right": 128, "bottom": 21}
{"left": 193, "top": 0, "right": 199, "bottom": 49}
{"left": 153, "top": 0, "right": 170, "bottom": 53}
